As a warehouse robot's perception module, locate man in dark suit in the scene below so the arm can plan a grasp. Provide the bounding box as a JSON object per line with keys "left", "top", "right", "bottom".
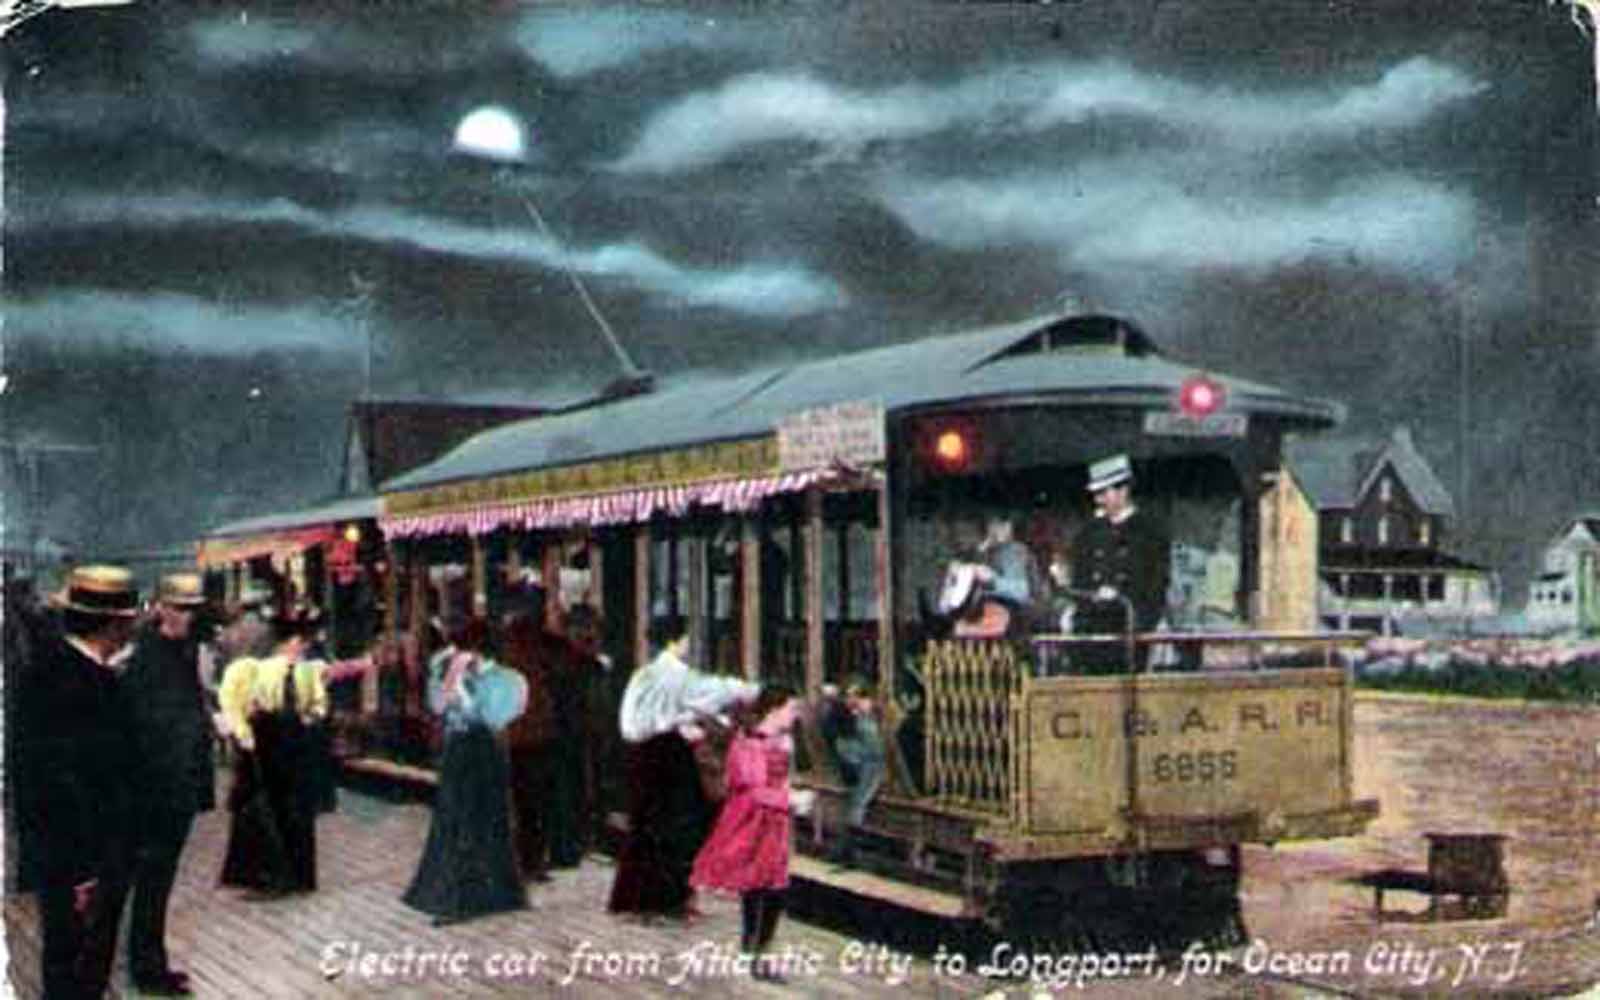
{"left": 16, "top": 564, "right": 142, "bottom": 1000}
{"left": 115, "top": 573, "right": 216, "bottom": 996}
{"left": 546, "top": 604, "right": 602, "bottom": 868}
{"left": 499, "top": 584, "right": 556, "bottom": 881}
{"left": 1070, "top": 454, "right": 1171, "bottom": 673}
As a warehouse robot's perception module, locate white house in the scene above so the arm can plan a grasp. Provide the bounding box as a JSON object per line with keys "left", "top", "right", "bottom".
{"left": 1526, "top": 515, "right": 1600, "bottom": 633}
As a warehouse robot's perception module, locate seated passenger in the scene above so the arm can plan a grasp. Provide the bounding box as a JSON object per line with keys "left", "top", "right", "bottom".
{"left": 937, "top": 515, "right": 1041, "bottom": 639}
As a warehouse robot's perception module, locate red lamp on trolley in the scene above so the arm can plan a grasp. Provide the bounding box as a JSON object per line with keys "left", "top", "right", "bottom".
{"left": 1177, "top": 374, "right": 1226, "bottom": 419}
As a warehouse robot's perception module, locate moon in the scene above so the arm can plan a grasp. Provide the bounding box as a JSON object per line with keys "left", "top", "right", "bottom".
{"left": 452, "top": 106, "right": 527, "bottom": 162}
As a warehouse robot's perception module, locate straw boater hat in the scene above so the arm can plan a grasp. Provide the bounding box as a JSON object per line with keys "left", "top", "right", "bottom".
{"left": 51, "top": 564, "right": 140, "bottom": 617}
{"left": 1086, "top": 453, "right": 1133, "bottom": 493}
{"left": 157, "top": 572, "right": 206, "bottom": 607}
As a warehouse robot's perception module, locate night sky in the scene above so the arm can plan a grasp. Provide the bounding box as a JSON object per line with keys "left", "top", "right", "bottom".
{"left": 2, "top": 1, "right": 1596, "bottom": 598}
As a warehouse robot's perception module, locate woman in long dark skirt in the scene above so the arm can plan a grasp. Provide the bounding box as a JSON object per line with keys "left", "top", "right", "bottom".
{"left": 608, "top": 617, "right": 758, "bottom": 920}
{"left": 403, "top": 617, "right": 528, "bottom": 925}
{"left": 218, "top": 608, "right": 328, "bottom": 894}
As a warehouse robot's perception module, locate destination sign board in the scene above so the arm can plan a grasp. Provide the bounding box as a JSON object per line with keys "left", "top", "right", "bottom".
{"left": 1144, "top": 411, "right": 1249, "bottom": 438}
{"left": 778, "top": 400, "right": 886, "bottom": 472}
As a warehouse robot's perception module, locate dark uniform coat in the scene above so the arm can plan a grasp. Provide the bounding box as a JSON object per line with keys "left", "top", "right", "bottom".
{"left": 1070, "top": 508, "right": 1171, "bottom": 671}
{"left": 1070, "top": 507, "right": 1172, "bottom": 629}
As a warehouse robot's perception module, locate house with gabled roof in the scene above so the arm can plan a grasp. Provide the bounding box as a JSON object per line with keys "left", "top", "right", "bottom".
{"left": 1526, "top": 515, "right": 1600, "bottom": 633}
{"left": 1286, "top": 425, "right": 1498, "bottom": 634}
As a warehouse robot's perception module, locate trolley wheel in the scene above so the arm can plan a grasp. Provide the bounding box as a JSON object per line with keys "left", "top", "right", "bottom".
{"left": 997, "top": 885, "right": 1067, "bottom": 958}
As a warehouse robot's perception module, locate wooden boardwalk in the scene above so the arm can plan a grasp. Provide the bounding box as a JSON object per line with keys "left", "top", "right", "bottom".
{"left": 3, "top": 772, "right": 992, "bottom": 999}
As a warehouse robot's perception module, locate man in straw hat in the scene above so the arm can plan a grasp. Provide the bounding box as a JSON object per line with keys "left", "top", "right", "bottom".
{"left": 16, "top": 564, "right": 142, "bottom": 999}
{"left": 1069, "top": 454, "right": 1171, "bottom": 673}
{"left": 114, "top": 572, "right": 216, "bottom": 996}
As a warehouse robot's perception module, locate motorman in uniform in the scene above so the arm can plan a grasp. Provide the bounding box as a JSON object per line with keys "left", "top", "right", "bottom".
{"left": 1069, "top": 454, "right": 1171, "bottom": 673}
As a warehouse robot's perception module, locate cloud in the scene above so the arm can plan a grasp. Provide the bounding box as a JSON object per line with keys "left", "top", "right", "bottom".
{"left": 182, "top": 11, "right": 501, "bottom": 76}
{"left": 187, "top": 15, "right": 322, "bottom": 70}
{"left": 1024, "top": 57, "right": 1486, "bottom": 138}
{"left": 25, "top": 194, "right": 847, "bottom": 319}
{"left": 5, "top": 290, "right": 359, "bottom": 355}
{"left": 611, "top": 72, "right": 952, "bottom": 173}
{"left": 511, "top": 8, "right": 757, "bottom": 78}
{"left": 874, "top": 167, "right": 1482, "bottom": 278}
{"left": 612, "top": 57, "right": 1485, "bottom": 173}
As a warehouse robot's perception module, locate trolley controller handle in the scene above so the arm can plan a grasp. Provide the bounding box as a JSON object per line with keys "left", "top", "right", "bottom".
{"left": 1064, "top": 588, "right": 1145, "bottom": 841}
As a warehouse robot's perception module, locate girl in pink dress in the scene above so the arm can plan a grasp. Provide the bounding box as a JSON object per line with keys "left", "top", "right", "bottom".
{"left": 689, "top": 685, "right": 799, "bottom": 982}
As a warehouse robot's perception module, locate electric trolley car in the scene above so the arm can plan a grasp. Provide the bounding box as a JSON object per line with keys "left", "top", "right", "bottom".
{"left": 371, "top": 312, "right": 1378, "bottom": 950}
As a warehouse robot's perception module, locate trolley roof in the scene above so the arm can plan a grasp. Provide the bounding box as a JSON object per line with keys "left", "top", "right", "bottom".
{"left": 382, "top": 313, "right": 1342, "bottom": 495}
{"left": 204, "top": 494, "right": 382, "bottom": 540}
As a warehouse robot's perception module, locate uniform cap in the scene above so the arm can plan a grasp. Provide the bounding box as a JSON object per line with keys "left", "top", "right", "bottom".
{"left": 1087, "top": 454, "right": 1133, "bottom": 493}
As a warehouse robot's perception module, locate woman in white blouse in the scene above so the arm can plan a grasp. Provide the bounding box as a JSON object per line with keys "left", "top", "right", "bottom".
{"left": 607, "top": 617, "right": 758, "bottom": 920}
{"left": 217, "top": 607, "right": 329, "bottom": 894}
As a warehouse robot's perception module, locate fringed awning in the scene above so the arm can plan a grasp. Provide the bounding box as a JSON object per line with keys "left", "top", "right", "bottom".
{"left": 196, "top": 495, "right": 382, "bottom": 569}
{"left": 381, "top": 469, "right": 836, "bottom": 540}
{"left": 196, "top": 525, "right": 343, "bottom": 569}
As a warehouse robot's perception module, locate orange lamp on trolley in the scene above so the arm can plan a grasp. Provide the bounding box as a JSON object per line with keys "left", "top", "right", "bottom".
{"left": 935, "top": 429, "right": 969, "bottom": 467}
{"left": 915, "top": 415, "right": 982, "bottom": 474}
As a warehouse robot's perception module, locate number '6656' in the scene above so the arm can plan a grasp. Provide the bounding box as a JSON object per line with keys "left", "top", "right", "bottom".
{"left": 1152, "top": 750, "right": 1238, "bottom": 783}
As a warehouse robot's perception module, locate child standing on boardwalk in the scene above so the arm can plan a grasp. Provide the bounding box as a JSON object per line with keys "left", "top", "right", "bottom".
{"left": 689, "top": 685, "right": 800, "bottom": 983}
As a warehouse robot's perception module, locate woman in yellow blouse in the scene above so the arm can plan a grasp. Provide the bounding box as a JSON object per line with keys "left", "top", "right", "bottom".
{"left": 217, "top": 607, "right": 329, "bottom": 894}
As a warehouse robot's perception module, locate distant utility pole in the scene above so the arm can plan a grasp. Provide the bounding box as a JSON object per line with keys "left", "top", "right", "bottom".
{"left": 346, "top": 272, "right": 379, "bottom": 402}
{"left": 0, "top": 439, "right": 99, "bottom": 576}
{"left": 1456, "top": 267, "right": 1473, "bottom": 539}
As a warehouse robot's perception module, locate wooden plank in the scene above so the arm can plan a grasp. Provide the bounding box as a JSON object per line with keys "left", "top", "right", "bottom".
{"left": 542, "top": 544, "right": 561, "bottom": 631}
{"left": 470, "top": 534, "right": 486, "bottom": 615}
{"left": 805, "top": 487, "right": 825, "bottom": 694}
{"left": 342, "top": 756, "right": 439, "bottom": 786}
{"left": 788, "top": 855, "right": 969, "bottom": 919}
{"left": 634, "top": 526, "right": 650, "bottom": 668}
{"left": 874, "top": 478, "right": 893, "bottom": 699}
{"left": 407, "top": 546, "right": 427, "bottom": 715}
{"left": 587, "top": 538, "right": 604, "bottom": 621}
{"left": 688, "top": 532, "right": 706, "bottom": 666}
{"left": 741, "top": 516, "right": 760, "bottom": 681}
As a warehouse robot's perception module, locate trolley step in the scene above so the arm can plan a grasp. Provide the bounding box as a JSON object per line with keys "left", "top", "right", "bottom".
{"left": 338, "top": 756, "right": 438, "bottom": 801}
{"left": 789, "top": 854, "right": 971, "bottom": 919}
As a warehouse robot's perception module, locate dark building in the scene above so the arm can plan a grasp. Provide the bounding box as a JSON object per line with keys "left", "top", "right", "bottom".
{"left": 1288, "top": 426, "right": 1497, "bottom": 634}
